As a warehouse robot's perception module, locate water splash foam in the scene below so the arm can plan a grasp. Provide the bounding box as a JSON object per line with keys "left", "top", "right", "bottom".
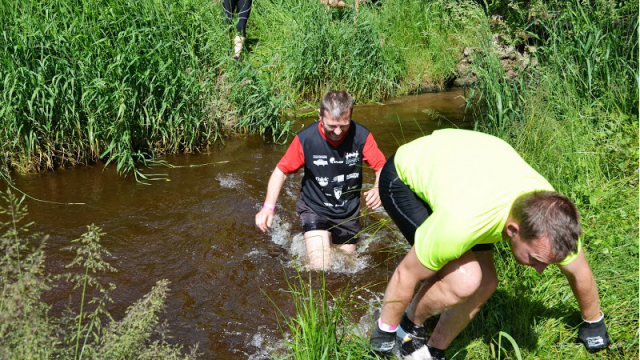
{"left": 265, "top": 208, "right": 374, "bottom": 274}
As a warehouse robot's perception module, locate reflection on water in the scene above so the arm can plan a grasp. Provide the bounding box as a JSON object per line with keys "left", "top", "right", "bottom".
{"left": 12, "top": 90, "right": 471, "bottom": 358}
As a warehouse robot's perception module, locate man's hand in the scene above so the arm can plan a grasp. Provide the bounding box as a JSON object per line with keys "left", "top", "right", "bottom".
{"left": 364, "top": 187, "right": 381, "bottom": 210}
{"left": 255, "top": 208, "right": 274, "bottom": 232}
{"left": 578, "top": 314, "right": 611, "bottom": 353}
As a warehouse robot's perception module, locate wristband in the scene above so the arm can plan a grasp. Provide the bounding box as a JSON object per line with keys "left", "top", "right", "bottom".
{"left": 263, "top": 203, "right": 276, "bottom": 210}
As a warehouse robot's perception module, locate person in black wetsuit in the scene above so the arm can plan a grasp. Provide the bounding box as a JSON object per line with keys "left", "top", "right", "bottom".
{"left": 222, "top": 0, "right": 253, "bottom": 59}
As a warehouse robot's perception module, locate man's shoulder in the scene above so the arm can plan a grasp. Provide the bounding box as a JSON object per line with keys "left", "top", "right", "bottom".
{"left": 350, "top": 120, "right": 370, "bottom": 132}
{"left": 297, "top": 121, "right": 321, "bottom": 138}
{"left": 349, "top": 121, "right": 372, "bottom": 142}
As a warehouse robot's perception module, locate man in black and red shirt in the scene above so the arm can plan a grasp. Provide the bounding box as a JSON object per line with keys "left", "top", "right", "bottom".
{"left": 255, "top": 90, "right": 386, "bottom": 270}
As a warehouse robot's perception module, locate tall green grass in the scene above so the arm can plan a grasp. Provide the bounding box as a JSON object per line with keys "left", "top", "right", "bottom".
{"left": 0, "top": 190, "right": 196, "bottom": 359}
{"left": 247, "top": 0, "right": 490, "bottom": 106}
{"left": 373, "top": 0, "right": 488, "bottom": 93}
{"left": 268, "top": 270, "right": 375, "bottom": 359}
{"left": 1, "top": 0, "right": 228, "bottom": 179}
{"left": 249, "top": 0, "right": 406, "bottom": 105}
{"left": 1, "top": 0, "right": 487, "bottom": 177}
{"left": 466, "top": 0, "right": 638, "bottom": 358}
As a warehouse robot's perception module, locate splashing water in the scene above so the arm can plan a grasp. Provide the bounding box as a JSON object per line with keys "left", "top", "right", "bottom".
{"left": 265, "top": 209, "right": 375, "bottom": 274}
{"left": 216, "top": 173, "right": 242, "bottom": 188}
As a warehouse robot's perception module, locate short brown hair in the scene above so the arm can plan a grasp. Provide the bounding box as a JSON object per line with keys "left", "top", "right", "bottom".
{"left": 319, "top": 90, "right": 353, "bottom": 119}
{"left": 511, "top": 191, "right": 582, "bottom": 260}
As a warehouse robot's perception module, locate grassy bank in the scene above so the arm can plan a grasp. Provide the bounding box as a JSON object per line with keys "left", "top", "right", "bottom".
{"left": 463, "top": 0, "right": 638, "bottom": 358}
{"left": 1, "top": 0, "right": 486, "bottom": 179}
{"left": 274, "top": 1, "right": 638, "bottom": 359}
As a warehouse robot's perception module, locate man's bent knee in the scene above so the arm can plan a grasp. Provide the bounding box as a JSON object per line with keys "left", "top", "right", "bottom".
{"left": 440, "top": 257, "right": 483, "bottom": 300}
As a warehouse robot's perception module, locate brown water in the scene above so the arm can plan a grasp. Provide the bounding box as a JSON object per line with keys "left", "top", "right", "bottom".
{"left": 13, "top": 89, "right": 472, "bottom": 359}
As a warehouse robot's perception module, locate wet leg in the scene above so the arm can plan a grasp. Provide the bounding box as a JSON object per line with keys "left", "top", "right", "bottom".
{"left": 421, "top": 251, "right": 498, "bottom": 350}
{"left": 406, "top": 250, "right": 485, "bottom": 326}
{"left": 304, "top": 230, "right": 332, "bottom": 270}
{"left": 334, "top": 243, "right": 356, "bottom": 254}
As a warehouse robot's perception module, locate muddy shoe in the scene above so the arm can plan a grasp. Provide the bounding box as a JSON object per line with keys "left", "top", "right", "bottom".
{"left": 370, "top": 323, "right": 396, "bottom": 358}
{"left": 396, "top": 313, "right": 427, "bottom": 356}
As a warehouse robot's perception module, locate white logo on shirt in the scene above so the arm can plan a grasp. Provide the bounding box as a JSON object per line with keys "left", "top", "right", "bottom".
{"left": 313, "top": 159, "right": 328, "bottom": 166}
{"left": 333, "top": 187, "right": 342, "bottom": 199}
{"left": 345, "top": 151, "right": 359, "bottom": 165}
{"left": 316, "top": 177, "right": 329, "bottom": 187}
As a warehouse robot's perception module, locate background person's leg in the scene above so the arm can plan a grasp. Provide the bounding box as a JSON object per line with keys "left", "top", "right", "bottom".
{"left": 235, "top": 0, "right": 252, "bottom": 37}
{"left": 304, "top": 230, "right": 332, "bottom": 270}
{"left": 222, "top": 0, "right": 236, "bottom": 27}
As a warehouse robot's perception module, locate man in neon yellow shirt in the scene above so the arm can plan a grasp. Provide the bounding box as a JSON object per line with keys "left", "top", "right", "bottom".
{"left": 369, "top": 129, "right": 610, "bottom": 359}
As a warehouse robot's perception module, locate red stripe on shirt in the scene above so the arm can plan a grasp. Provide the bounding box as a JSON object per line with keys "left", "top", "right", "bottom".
{"left": 277, "top": 125, "right": 386, "bottom": 174}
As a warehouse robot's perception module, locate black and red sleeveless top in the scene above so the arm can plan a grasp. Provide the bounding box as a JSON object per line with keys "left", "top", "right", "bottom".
{"left": 277, "top": 121, "right": 385, "bottom": 219}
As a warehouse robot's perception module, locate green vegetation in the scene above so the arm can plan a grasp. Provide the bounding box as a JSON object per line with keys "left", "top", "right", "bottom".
{"left": 463, "top": 0, "right": 638, "bottom": 358}
{"left": 1, "top": 0, "right": 486, "bottom": 178}
{"left": 0, "top": 190, "right": 197, "bottom": 359}
{"left": 269, "top": 271, "right": 375, "bottom": 359}
{"left": 2, "top": 0, "right": 637, "bottom": 358}
{"left": 272, "top": 1, "right": 638, "bottom": 359}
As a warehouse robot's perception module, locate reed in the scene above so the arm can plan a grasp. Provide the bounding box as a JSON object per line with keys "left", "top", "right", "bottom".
{"left": 465, "top": 0, "right": 638, "bottom": 359}
{"left": 0, "top": 190, "right": 196, "bottom": 359}
{"left": 0, "top": 0, "right": 227, "bottom": 178}
{"left": 269, "top": 270, "right": 374, "bottom": 359}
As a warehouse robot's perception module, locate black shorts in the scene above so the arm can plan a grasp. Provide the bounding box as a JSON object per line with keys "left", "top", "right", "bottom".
{"left": 379, "top": 153, "right": 493, "bottom": 252}
{"left": 296, "top": 197, "right": 360, "bottom": 245}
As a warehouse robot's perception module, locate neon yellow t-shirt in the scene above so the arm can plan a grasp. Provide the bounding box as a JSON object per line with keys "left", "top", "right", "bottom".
{"left": 394, "top": 129, "right": 580, "bottom": 270}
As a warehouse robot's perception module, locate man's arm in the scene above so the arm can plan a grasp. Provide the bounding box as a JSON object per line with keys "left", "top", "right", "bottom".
{"left": 362, "top": 132, "right": 385, "bottom": 210}
{"left": 558, "top": 248, "right": 611, "bottom": 353}
{"left": 557, "top": 249, "right": 601, "bottom": 321}
{"left": 364, "top": 168, "right": 382, "bottom": 210}
{"left": 255, "top": 167, "right": 287, "bottom": 232}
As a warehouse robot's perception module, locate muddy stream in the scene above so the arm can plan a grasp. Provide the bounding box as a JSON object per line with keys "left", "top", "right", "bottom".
{"left": 13, "top": 90, "right": 472, "bottom": 359}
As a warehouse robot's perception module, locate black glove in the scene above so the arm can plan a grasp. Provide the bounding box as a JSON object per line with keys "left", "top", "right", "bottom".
{"left": 578, "top": 314, "right": 611, "bottom": 353}
{"left": 369, "top": 323, "right": 396, "bottom": 358}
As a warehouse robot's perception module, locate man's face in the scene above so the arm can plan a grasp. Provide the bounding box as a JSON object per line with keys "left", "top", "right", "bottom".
{"left": 509, "top": 233, "right": 558, "bottom": 273}
{"left": 320, "top": 110, "right": 351, "bottom": 142}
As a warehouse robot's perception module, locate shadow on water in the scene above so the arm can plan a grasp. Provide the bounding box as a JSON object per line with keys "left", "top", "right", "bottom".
{"left": 10, "top": 90, "right": 472, "bottom": 358}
